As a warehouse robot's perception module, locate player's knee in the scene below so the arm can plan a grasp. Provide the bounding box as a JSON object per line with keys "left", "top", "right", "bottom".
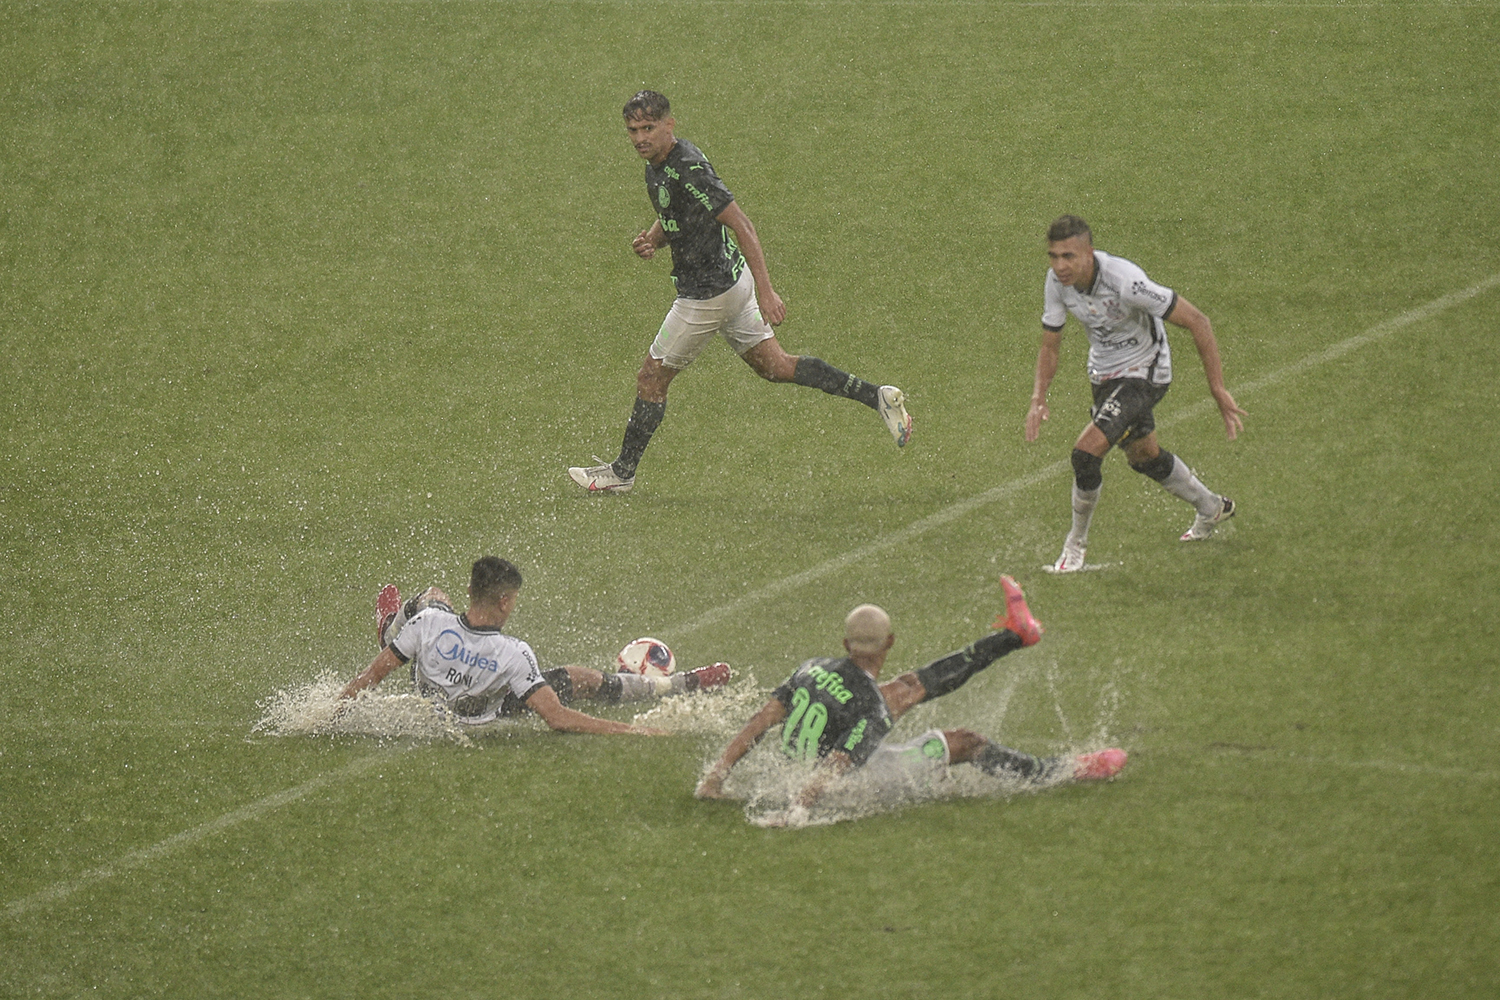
{"left": 543, "top": 667, "right": 574, "bottom": 706}
{"left": 1071, "top": 448, "right": 1104, "bottom": 491}
{"left": 943, "top": 728, "right": 987, "bottom": 760}
{"left": 1129, "top": 449, "right": 1175, "bottom": 482}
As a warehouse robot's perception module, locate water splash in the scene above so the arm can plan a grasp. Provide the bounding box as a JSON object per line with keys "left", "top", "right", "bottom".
{"left": 627, "top": 675, "right": 767, "bottom": 735}
{"left": 723, "top": 668, "right": 1129, "bottom": 829}
{"left": 251, "top": 670, "right": 474, "bottom": 744}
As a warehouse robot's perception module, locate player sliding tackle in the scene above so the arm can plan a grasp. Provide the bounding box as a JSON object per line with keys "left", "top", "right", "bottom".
{"left": 340, "top": 556, "right": 729, "bottom": 734}
{"left": 695, "top": 577, "right": 1126, "bottom": 817}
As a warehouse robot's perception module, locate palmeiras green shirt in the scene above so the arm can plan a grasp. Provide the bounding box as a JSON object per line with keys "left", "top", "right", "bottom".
{"left": 772, "top": 657, "right": 894, "bottom": 767}
{"left": 645, "top": 138, "right": 745, "bottom": 299}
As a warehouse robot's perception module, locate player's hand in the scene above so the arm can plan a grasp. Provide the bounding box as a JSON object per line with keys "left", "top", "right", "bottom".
{"left": 1213, "top": 387, "right": 1247, "bottom": 441}
{"left": 694, "top": 773, "right": 727, "bottom": 799}
{"left": 758, "top": 288, "right": 786, "bottom": 327}
{"left": 1024, "top": 399, "right": 1049, "bottom": 441}
{"left": 632, "top": 229, "right": 658, "bottom": 260}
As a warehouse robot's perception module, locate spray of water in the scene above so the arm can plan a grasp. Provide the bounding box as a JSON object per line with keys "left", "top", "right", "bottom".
{"left": 722, "top": 666, "right": 1130, "bottom": 830}
{"left": 251, "top": 669, "right": 475, "bottom": 745}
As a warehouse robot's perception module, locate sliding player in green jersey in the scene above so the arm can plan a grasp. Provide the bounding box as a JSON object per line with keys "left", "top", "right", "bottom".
{"left": 695, "top": 577, "right": 1125, "bottom": 819}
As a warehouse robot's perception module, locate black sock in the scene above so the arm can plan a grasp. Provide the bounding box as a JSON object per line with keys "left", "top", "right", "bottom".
{"left": 792, "top": 356, "right": 880, "bottom": 409}
{"left": 914, "top": 631, "right": 1023, "bottom": 702}
{"left": 613, "top": 397, "right": 666, "bottom": 479}
{"left": 975, "top": 742, "right": 1049, "bottom": 781}
{"left": 597, "top": 673, "right": 624, "bottom": 705}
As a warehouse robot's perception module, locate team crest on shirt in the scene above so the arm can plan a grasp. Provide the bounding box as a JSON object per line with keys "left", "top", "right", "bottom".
{"left": 657, "top": 186, "right": 670, "bottom": 208}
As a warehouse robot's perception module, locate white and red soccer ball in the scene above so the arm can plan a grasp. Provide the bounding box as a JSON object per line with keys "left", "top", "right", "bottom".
{"left": 616, "top": 637, "right": 675, "bottom": 678}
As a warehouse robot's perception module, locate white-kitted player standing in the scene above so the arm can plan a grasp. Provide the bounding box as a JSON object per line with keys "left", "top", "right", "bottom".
{"left": 1024, "top": 215, "right": 1247, "bottom": 571}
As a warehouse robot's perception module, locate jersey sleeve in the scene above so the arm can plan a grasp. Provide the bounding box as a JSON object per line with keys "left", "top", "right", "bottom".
{"left": 389, "top": 610, "right": 428, "bottom": 662}
{"left": 682, "top": 156, "right": 735, "bottom": 217}
{"left": 507, "top": 640, "right": 546, "bottom": 701}
{"left": 1118, "top": 260, "right": 1177, "bottom": 318}
{"left": 1041, "top": 272, "right": 1068, "bottom": 331}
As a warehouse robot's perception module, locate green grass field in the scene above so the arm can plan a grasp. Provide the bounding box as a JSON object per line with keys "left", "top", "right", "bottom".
{"left": 3, "top": 1, "right": 1498, "bottom": 996}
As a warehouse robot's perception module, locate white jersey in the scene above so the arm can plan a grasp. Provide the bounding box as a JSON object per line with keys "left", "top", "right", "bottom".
{"left": 389, "top": 606, "right": 546, "bottom": 724}
{"left": 1042, "top": 250, "right": 1178, "bottom": 385}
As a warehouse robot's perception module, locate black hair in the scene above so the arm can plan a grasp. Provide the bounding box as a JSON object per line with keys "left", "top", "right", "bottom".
{"left": 470, "top": 556, "right": 523, "bottom": 605}
{"left": 1047, "top": 214, "right": 1093, "bottom": 244}
{"left": 624, "top": 90, "right": 671, "bottom": 121}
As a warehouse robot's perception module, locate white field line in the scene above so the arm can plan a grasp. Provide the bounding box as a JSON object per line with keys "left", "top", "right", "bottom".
{"left": 3, "top": 748, "right": 408, "bottom": 921}
{"left": 675, "top": 272, "right": 1500, "bottom": 637}
{"left": 5, "top": 272, "right": 1495, "bottom": 919}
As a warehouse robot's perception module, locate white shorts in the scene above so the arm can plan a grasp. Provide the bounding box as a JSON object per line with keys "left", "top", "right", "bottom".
{"left": 858, "top": 729, "right": 951, "bottom": 794}
{"left": 649, "top": 268, "right": 774, "bottom": 369}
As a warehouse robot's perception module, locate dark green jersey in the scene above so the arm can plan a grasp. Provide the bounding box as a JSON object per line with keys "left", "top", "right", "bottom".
{"left": 772, "top": 657, "right": 894, "bottom": 767}
{"left": 645, "top": 138, "right": 745, "bottom": 299}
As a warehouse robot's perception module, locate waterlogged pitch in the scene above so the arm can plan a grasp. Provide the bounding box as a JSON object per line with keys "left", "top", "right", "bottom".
{"left": 3, "top": 2, "right": 1498, "bottom": 998}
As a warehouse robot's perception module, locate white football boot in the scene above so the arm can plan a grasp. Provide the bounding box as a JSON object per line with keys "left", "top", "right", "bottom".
{"left": 1049, "top": 539, "right": 1087, "bottom": 574}
{"left": 877, "top": 385, "right": 913, "bottom": 448}
{"left": 568, "top": 458, "right": 634, "bottom": 494}
{"left": 1180, "top": 496, "right": 1235, "bottom": 541}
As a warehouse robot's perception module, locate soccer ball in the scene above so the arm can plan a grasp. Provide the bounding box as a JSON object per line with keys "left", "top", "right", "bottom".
{"left": 616, "top": 637, "right": 675, "bottom": 678}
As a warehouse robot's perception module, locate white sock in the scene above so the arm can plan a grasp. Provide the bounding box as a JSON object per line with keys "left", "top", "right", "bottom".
{"left": 1068, "top": 485, "right": 1101, "bottom": 548}
{"left": 615, "top": 673, "right": 674, "bottom": 702}
{"left": 1160, "top": 456, "right": 1219, "bottom": 516}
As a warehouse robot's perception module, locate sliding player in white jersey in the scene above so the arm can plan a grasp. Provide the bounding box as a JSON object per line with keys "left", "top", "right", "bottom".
{"left": 340, "top": 557, "right": 727, "bottom": 732}
{"left": 1024, "top": 215, "right": 1247, "bottom": 571}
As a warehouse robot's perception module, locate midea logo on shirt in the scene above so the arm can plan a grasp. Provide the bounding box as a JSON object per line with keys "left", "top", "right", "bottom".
{"left": 435, "top": 630, "right": 500, "bottom": 673}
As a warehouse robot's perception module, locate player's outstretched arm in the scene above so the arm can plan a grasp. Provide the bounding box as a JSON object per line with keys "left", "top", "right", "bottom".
{"left": 341, "top": 646, "right": 402, "bottom": 701}
{"left": 525, "top": 684, "right": 668, "bottom": 736}
{"left": 695, "top": 698, "right": 788, "bottom": 799}
{"left": 715, "top": 201, "right": 785, "bottom": 326}
{"left": 1025, "top": 328, "right": 1063, "bottom": 441}
{"left": 1167, "top": 296, "right": 1246, "bottom": 440}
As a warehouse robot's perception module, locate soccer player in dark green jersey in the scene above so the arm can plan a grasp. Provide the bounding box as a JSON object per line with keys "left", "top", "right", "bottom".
{"left": 695, "top": 577, "right": 1126, "bottom": 816}
{"left": 568, "top": 91, "right": 912, "bottom": 494}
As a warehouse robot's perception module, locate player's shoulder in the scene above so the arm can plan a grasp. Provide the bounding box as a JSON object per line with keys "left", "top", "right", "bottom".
{"left": 669, "top": 138, "right": 716, "bottom": 171}
{"left": 1095, "top": 249, "right": 1153, "bottom": 285}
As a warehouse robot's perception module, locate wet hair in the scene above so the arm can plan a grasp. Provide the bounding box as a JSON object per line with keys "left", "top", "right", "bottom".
{"left": 470, "top": 556, "right": 523, "bottom": 605}
{"left": 624, "top": 90, "right": 671, "bottom": 121}
{"left": 1047, "top": 214, "right": 1093, "bottom": 244}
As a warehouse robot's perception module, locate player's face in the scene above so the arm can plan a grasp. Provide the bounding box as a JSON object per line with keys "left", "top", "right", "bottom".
{"left": 1047, "top": 235, "right": 1096, "bottom": 291}
{"left": 625, "top": 114, "right": 676, "bottom": 165}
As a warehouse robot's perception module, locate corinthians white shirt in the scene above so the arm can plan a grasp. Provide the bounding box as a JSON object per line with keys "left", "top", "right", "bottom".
{"left": 389, "top": 607, "right": 546, "bottom": 724}
{"left": 1042, "top": 250, "right": 1178, "bottom": 385}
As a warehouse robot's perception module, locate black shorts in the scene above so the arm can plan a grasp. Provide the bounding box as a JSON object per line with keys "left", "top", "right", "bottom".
{"left": 496, "top": 667, "right": 573, "bottom": 717}
{"left": 1091, "top": 379, "right": 1169, "bottom": 446}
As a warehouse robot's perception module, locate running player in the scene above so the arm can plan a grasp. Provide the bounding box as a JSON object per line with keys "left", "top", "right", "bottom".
{"left": 567, "top": 90, "right": 911, "bottom": 495}
{"left": 694, "top": 577, "right": 1126, "bottom": 810}
{"left": 340, "top": 557, "right": 727, "bottom": 733}
{"left": 1025, "top": 215, "right": 1247, "bottom": 571}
